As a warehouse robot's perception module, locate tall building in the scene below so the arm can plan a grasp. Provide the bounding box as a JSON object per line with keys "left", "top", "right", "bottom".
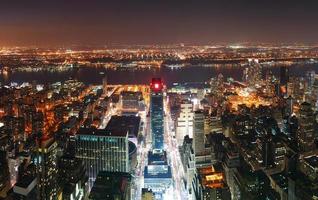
{"left": 102, "top": 75, "right": 107, "bottom": 94}
{"left": 144, "top": 151, "right": 172, "bottom": 198}
{"left": 75, "top": 127, "right": 129, "bottom": 188}
{"left": 247, "top": 59, "right": 262, "bottom": 86}
{"left": 280, "top": 66, "right": 289, "bottom": 87}
{"left": 176, "top": 101, "right": 194, "bottom": 145}
{"left": 297, "top": 102, "right": 316, "bottom": 152}
{"left": 256, "top": 134, "right": 275, "bottom": 168}
{"left": 193, "top": 110, "right": 205, "bottom": 156}
{"left": 144, "top": 78, "right": 172, "bottom": 198}
{"left": 58, "top": 154, "right": 88, "bottom": 200}
{"left": 0, "top": 150, "right": 10, "bottom": 199}
{"left": 150, "top": 78, "right": 164, "bottom": 151}
{"left": 34, "top": 137, "right": 59, "bottom": 200}
{"left": 310, "top": 75, "right": 318, "bottom": 109}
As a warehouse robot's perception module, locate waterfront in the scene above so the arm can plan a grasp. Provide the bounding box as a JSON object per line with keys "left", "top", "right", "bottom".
{"left": 1, "top": 63, "right": 318, "bottom": 86}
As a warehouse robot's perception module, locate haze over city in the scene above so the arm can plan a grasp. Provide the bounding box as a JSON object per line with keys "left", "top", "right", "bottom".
{"left": 1, "top": 0, "right": 318, "bottom": 46}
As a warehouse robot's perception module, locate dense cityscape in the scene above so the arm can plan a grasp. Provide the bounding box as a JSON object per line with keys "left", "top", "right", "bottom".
{"left": 1, "top": 1, "right": 318, "bottom": 200}
{"left": 0, "top": 45, "right": 318, "bottom": 200}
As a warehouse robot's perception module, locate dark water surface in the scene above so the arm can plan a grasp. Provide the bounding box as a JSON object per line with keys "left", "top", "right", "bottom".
{"left": 1, "top": 64, "right": 318, "bottom": 86}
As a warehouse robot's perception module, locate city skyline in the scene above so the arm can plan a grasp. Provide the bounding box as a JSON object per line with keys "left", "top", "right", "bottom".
{"left": 1, "top": 1, "right": 318, "bottom": 46}
{"left": 1, "top": 1, "right": 318, "bottom": 200}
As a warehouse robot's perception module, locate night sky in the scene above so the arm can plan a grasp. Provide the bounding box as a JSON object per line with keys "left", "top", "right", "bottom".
{"left": 1, "top": 0, "right": 318, "bottom": 46}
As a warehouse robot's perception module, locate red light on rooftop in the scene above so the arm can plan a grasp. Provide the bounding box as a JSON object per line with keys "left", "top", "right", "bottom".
{"left": 151, "top": 78, "right": 163, "bottom": 91}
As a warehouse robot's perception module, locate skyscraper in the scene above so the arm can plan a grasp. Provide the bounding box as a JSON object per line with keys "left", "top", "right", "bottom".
{"left": 193, "top": 110, "right": 205, "bottom": 156}
{"left": 280, "top": 66, "right": 289, "bottom": 86}
{"left": 280, "top": 66, "right": 289, "bottom": 96}
{"left": 144, "top": 78, "right": 172, "bottom": 198}
{"left": 176, "top": 101, "right": 194, "bottom": 145}
{"left": 297, "top": 102, "right": 316, "bottom": 152}
{"left": 150, "top": 78, "right": 164, "bottom": 151}
{"left": 34, "top": 137, "right": 59, "bottom": 200}
{"left": 75, "top": 127, "right": 129, "bottom": 188}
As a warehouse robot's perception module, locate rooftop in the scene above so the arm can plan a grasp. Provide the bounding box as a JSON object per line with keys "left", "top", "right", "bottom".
{"left": 198, "top": 164, "right": 225, "bottom": 189}
{"left": 76, "top": 127, "right": 128, "bottom": 137}
{"left": 89, "top": 171, "right": 131, "bottom": 200}
{"left": 105, "top": 115, "right": 140, "bottom": 138}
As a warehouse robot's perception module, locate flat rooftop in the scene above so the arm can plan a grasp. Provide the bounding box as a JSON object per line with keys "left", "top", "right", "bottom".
{"left": 144, "top": 166, "right": 172, "bottom": 179}
{"left": 89, "top": 171, "right": 131, "bottom": 200}
{"left": 148, "top": 151, "right": 168, "bottom": 165}
{"left": 105, "top": 115, "right": 141, "bottom": 138}
{"left": 77, "top": 127, "right": 128, "bottom": 137}
{"left": 198, "top": 164, "right": 225, "bottom": 189}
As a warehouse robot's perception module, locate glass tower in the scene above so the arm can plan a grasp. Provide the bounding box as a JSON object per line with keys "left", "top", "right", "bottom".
{"left": 150, "top": 78, "right": 164, "bottom": 150}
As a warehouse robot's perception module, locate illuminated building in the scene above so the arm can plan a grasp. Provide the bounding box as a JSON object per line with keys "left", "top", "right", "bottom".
{"left": 150, "top": 78, "right": 164, "bottom": 151}
{"left": 88, "top": 171, "right": 131, "bottom": 200}
{"left": 222, "top": 139, "right": 240, "bottom": 200}
{"left": 280, "top": 66, "right": 289, "bottom": 96}
{"left": 180, "top": 135, "right": 196, "bottom": 198}
{"left": 145, "top": 77, "right": 172, "bottom": 197}
{"left": 75, "top": 127, "right": 129, "bottom": 188}
{"left": 192, "top": 164, "right": 231, "bottom": 200}
{"left": 232, "top": 160, "right": 273, "bottom": 199}
{"left": 247, "top": 59, "right": 262, "bottom": 87}
{"left": 58, "top": 154, "right": 88, "bottom": 200}
{"left": 102, "top": 75, "right": 107, "bottom": 94}
{"left": 256, "top": 134, "right": 275, "bottom": 168}
{"left": 310, "top": 75, "right": 318, "bottom": 109}
{"left": 193, "top": 110, "right": 212, "bottom": 167}
{"left": 32, "top": 112, "right": 44, "bottom": 135}
{"left": 34, "top": 137, "right": 59, "bottom": 200}
{"left": 2, "top": 116, "right": 25, "bottom": 143}
{"left": 176, "top": 101, "right": 193, "bottom": 145}
{"left": 144, "top": 151, "right": 172, "bottom": 198}
{"left": 104, "top": 115, "right": 139, "bottom": 171}
{"left": 120, "top": 91, "right": 143, "bottom": 112}
{"left": 297, "top": 102, "right": 315, "bottom": 152}
{"left": 306, "top": 71, "right": 316, "bottom": 92}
